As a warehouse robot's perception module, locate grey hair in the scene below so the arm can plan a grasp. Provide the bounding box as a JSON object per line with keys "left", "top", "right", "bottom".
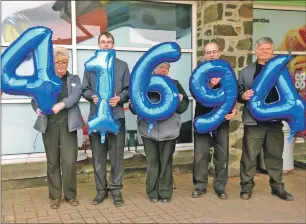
{"left": 204, "top": 41, "right": 220, "bottom": 50}
{"left": 255, "top": 37, "right": 274, "bottom": 48}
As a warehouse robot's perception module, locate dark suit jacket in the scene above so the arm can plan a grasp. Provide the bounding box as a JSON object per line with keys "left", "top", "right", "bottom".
{"left": 237, "top": 62, "right": 258, "bottom": 125}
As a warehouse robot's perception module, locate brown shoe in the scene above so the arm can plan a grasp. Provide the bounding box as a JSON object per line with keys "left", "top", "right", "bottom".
{"left": 50, "top": 199, "right": 61, "bottom": 209}
{"left": 66, "top": 199, "right": 79, "bottom": 206}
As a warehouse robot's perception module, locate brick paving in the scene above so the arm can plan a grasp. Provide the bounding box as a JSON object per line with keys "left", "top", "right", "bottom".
{"left": 2, "top": 169, "right": 305, "bottom": 223}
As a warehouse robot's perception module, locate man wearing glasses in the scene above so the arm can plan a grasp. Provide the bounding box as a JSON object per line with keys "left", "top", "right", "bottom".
{"left": 82, "top": 32, "right": 130, "bottom": 207}
{"left": 192, "top": 41, "right": 237, "bottom": 200}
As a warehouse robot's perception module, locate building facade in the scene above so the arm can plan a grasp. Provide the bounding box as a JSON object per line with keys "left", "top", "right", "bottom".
{"left": 1, "top": 1, "right": 305, "bottom": 160}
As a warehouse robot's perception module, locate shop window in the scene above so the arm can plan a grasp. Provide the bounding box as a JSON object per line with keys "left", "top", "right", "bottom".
{"left": 1, "top": 1, "right": 72, "bottom": 45}
{"left": 75, "top": 1, "right": 192, "bottom": 49}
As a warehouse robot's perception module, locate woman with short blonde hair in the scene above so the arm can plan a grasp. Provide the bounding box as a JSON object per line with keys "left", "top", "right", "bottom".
{"left": 31, "top": 46, "right": 85, "bottom": 209}
{"left": 54, "top": 46, "right": 69, "bottom": 61}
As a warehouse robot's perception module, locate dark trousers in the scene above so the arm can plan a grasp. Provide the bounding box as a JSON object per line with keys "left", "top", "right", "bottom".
{"left": 193, "top": 122, "right": 229, "bottom": 193}
{"left": 89, "top": 118, "right": 126, "bottom": 196}
{"left": 42, "top": 122, "right": 78, "bottom": 200}
{"left": 142, "top": 136, "right": 177, "bottom": 199}
{"left": 240, "top": 122, "right": 284, "bottom": 192}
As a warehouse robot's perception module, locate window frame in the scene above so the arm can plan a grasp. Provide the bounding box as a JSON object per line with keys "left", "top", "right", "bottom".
{"left": 1, "top": 0, "right": 197, "bottom": 149}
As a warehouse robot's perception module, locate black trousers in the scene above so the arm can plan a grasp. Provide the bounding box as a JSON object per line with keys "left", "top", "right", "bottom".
{"left": 240, "top": 122, "right": 285, "bottom": 192}
{"left": 193, "top": 122, "right": 229, "bottom": 193}
{"left": 42, "top": 122, "right": 78, "bottom": 200}
{"left": 142, "top": 136, "right": 177, "bottom": 199}
{"left": 89, "top": 118, "right": 126, "bottom": 196}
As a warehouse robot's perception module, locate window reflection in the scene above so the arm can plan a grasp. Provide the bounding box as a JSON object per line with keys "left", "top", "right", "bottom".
{"left": 75, "top": 1, "right": 192, "bottom": 48}
{"left": 1, "top": 1, "right": 72, "bottom": 44}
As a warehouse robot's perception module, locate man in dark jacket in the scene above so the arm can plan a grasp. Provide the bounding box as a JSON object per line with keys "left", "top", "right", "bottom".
{"left": 192, "top": 41, "right": 237, "bottom": 200}
{"left": 82, "top": 32, "right": 130, "bottom": 207}
{"left": 238, "top": 37, "right": 293, "bottom": 201}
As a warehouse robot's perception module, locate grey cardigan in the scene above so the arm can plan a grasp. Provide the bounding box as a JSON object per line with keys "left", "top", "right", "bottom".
{"left": 129, "top": 79, "right": 189, "bottom": 141}
{"left": 31, "top": 72, "right": 85, "bottom": 133}
{"left": 237, "top": 62, "right": 258, "bottom": 125}
{"left": 82, "top": 58, "right": 130, "bottom": 119}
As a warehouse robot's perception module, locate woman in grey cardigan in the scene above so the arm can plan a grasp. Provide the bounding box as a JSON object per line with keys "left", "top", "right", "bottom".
{"left": 31, "top": 47, "right": 85, "bottom": 209}
{"left": 130, "top": 63, "right": 189, "bottom": 203}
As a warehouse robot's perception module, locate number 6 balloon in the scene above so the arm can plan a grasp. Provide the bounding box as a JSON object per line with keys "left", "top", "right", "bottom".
{"left": 129, "top": 42, "right": 181, "bottom": 133}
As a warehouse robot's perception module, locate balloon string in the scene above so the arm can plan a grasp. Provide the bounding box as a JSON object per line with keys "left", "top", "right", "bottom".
{"left": 148, "top": 123, "right": 154, "bottom": 134}
{"left": 287, "top": 131, "right": 295, "bottom": 142}
{"left": 101, "top": 134, "right": 106, "bottom": 144}
{"left": 24, "top": 131, "right": 40, "bottom": 165}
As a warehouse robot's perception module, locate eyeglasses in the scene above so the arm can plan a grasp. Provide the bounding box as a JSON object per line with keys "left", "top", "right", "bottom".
{"left": 99, "top": 41, "right": 114, "bottom": 45}
{"left": 55, "top": 61, "right": 68, "bottom": 66}
{"left": 204, "top": 50, "right": 219, "bottom": 55}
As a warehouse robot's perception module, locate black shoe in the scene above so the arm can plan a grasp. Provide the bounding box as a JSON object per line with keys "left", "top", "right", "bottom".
{"left": 192, "top": 188, "right": 207, "bottom": 198}
{"left": 161, "top": 198, "right": 171, "bottom": 203}
{"left": 271, "top": 189, "right": 293, "bottom": 201}
{"left": 92, "top": 193, "right": 108, "bottom": 205}
{"left": 240, "top": 191, "right": 252, "bottom": 200}
{"left": 215, "top": 191, "right": 228, "bottom": 199}
{"left": 112, "top": 192, "right": 124, "bottom": 207}
{"left": 149, "top": 198, "right": 159, "bottom": 203}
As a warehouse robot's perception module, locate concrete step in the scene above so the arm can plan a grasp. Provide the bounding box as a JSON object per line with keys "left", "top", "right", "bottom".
{"left": 2, "top": 140, "right": 304, "bottom": 191}
{"left": 1, "top": 148, "right": 195, "bottom": 191}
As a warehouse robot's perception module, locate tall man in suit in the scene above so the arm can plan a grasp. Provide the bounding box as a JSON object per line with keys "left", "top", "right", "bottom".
{"left": 238, "top": 37, "right": 293, "bottom": 201}
{"left": 82, "top": 32, "right": 130, "bottom": 206}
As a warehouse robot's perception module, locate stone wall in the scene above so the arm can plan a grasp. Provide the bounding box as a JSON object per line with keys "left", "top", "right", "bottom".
{"left": 197, "top": 1, "right": 253, "bottom": 72}
{"left": 197, "top": 1, "right": 253, "bottom": 175}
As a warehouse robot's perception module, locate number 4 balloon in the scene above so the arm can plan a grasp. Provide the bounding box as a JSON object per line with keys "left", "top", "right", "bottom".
{"left": 1, "top": 26, "right": 62, "bottom": 114}
{"left": 249, "top": 55, "right": 306, "bottom": 139}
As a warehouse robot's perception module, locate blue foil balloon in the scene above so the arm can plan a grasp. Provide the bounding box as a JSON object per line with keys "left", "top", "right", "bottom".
{"left": 129, "top": 42, "right": 180, "bottom": 133}
{"left": 249, "top": 55, "right": 306, "bottom": 140}
{"left": 1, "top": 26, "right": 62, "bottom": 114}
{"left": 190, "top": 59, "right": 238, "bottom": 133}
{"left": 84, "top": 50, "right": 120, "bottom": 143}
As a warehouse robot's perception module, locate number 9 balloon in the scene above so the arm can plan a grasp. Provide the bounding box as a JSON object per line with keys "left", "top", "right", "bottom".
{"left": 129, "top": 42, "right": 181, "bottom": 133}
{"left": 190, "top": 59, "right": 238, "bottom": 133}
